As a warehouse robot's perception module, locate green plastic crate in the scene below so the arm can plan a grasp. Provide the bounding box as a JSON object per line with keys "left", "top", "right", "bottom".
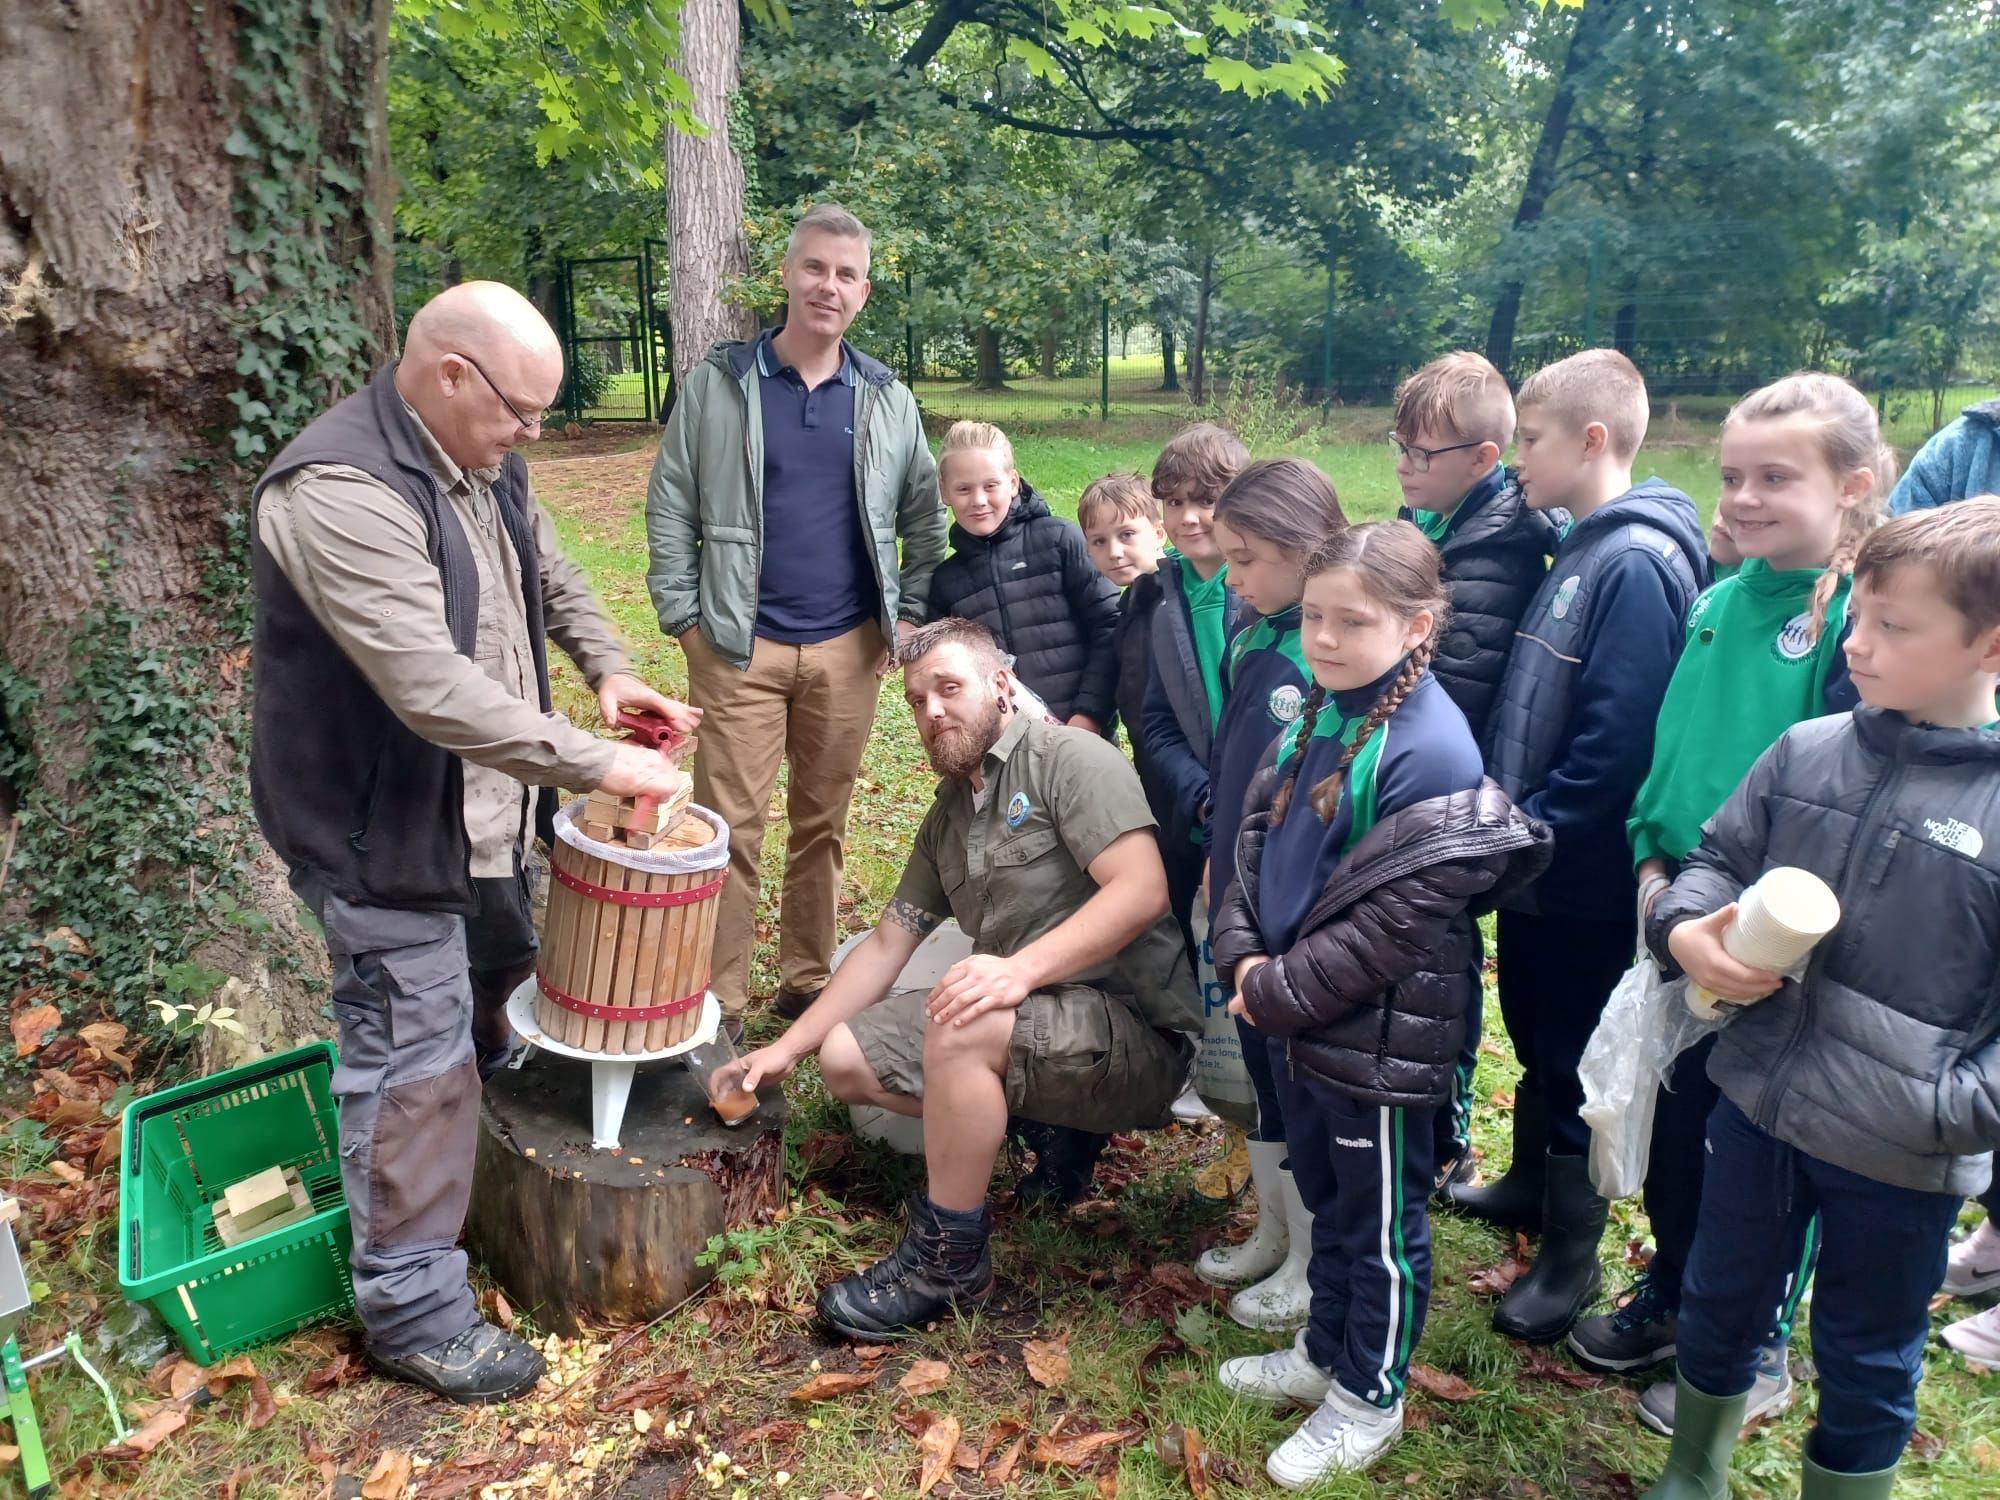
{"left": 118, "top": 1041, "right": 355, "bottom": 1365}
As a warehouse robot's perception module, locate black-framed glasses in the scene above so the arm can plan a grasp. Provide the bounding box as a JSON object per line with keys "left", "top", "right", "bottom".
{"left": 455, "top": 352, "right": 547, "bottom": 433}
{"left": 1389, "top": 435, "right": 1483, "bottom": 473}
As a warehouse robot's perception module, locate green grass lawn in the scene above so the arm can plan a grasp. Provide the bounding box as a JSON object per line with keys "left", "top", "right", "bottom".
{"left": 9, "top": 420, "right": 1996, "bottom": 1498}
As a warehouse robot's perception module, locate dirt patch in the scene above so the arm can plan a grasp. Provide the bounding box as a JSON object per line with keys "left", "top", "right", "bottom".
{"left": 524, "top": 426, "right": 661, "bottom": 462}
{"left": 527, "top": 445, "right": 659, "bottom": 533}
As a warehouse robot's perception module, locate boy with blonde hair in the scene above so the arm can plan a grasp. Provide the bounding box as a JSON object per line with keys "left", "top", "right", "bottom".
{"left": 1451, "top": 350, "right": 1708, "bottom": 1346}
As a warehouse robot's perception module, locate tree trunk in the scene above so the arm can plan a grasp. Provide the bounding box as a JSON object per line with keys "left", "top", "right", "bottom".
{"left": 1190, "top": 250, "right": 1215, "bottom": 405}
{"left": 1485, "top": 0, "right": 1623, "bottom": 377}
{"left": 972, "top": 325, "right": 1006, "bottom": 389}
{"left": 0, "top": 0, "right": 393, "bottom": 1062}
{"left": 666, "top": 0, "right": 757, "bottom": 388}
{"left": 1159, "top": 323, "right": 1179, "bottom": 392}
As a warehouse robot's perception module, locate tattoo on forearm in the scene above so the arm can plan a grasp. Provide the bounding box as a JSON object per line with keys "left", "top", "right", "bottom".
{"left": 884, "top": 898, "right": 943, "bottom": 937}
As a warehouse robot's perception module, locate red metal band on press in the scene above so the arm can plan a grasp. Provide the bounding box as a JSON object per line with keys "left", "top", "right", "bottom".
{"left": 534, "top": 970, "right": 709, "bottom": 1022}
{"left": 552, "top": 863, "right": 724, "bottom": 907}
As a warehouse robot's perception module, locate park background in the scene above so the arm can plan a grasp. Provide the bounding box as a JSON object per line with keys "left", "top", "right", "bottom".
{"left": 1, "top": 0, "right": 1997, "bottom": 1496}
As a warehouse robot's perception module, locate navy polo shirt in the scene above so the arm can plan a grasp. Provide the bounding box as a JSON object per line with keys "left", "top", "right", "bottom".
{"left": 754, "top": 332, "right": 877, "bottom": 643}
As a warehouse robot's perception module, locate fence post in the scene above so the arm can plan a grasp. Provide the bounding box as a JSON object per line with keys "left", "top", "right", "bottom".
{"left": 1582, "top": 218, "right": 1605, "bottom": 348}
{"left": 904, "top": 269, "right": 916, "bottom": 385}
{"left": 1100, "top": 233, "right": 1111, "bottom": 422}
{"left": 1322, "top": 242, "right": 1336, "bottom": 416}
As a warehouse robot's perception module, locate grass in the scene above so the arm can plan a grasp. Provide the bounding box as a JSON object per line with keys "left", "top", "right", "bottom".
{"left": 6, "top": 412, "right": 1998, "bottom": 1497}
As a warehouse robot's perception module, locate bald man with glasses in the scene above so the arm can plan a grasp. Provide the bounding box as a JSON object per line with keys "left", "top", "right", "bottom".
{"left": 250, "top": 281, "right": 697, "bottom": 1401}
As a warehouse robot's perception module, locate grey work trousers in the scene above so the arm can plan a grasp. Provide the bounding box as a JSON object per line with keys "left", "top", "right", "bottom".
{"left": 294, "top": 870, "right": 536, "bottom": 1357}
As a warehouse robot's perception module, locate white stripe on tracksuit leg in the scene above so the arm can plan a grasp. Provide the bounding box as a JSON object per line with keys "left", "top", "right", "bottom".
{"left": 1373, "top": 1105, "right": 1403, "bottom": 1405}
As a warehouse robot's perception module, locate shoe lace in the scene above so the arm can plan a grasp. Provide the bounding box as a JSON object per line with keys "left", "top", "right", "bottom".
{"left": 1610, "top": 1273, "right": 1671, "bottom": 1333}
{"left": 1295, "top": 1394, "right": 1360, "bottom": 1449}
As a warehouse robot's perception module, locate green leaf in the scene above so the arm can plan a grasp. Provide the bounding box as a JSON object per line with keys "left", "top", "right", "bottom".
{"left": 1005, "top": 37, "right": 1063, "bottom": 85}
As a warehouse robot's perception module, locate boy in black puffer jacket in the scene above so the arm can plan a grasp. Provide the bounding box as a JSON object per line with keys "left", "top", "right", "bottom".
{"left": 927, "top": 421, "right": 1120, "bottom": 728}
{"left": 1390, "top": 351, "right": 1561, "bottom": 1190}
{"left": 1637, "top": 498, "right": 2000, "bottom": 1500}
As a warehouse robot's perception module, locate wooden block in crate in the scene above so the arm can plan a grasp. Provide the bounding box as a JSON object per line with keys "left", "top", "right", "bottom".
{"left": 212, "top": 1167, "right": 313, "bottom": 1247}
{"left": 222, "top": 1166, "right": 293, "bottom": 1229}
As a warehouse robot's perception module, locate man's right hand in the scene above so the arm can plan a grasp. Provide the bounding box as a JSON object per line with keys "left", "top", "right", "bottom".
{"left": 597, "top": 743, "right": 687, "bottom": 798}
{"left": 717, "top": 1041, "right": 802, "bottom": 1096}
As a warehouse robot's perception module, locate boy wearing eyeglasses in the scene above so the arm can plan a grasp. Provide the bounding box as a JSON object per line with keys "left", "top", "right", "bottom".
{"left": 1389, "top": 352, "right": 1562, "bottom": 1195}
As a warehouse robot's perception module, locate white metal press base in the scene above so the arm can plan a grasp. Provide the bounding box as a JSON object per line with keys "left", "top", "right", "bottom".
{"left": 504, "top": 979, "right": 720, "bottom": 1151}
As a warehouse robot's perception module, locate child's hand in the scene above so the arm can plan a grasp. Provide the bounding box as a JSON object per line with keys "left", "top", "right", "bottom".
{"left": 1227, "top": 956, "right": 1269, "bottom": 1022}
{"left": 1708, "top": 515, "right": 1743, "bottom": 570}
{"left": 1667, "top": 904, "right": 1783, "bottom": 1003}
{"left": 1228, "top": 996, "right": 1250, "bottom": 1022}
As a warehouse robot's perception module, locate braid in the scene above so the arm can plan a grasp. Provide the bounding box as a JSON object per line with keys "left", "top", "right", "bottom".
{"left": 1309, "top": 637, "right": 1436, "bottom": 823}
{"left": 1807, "top": 506, "right": 1876, "bottom": 643}
{"left": 1269, "top": 684, "right": 1325, "bottom": 830}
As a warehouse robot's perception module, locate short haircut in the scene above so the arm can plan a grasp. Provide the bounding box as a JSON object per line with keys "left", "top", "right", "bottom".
{"left": 937, "top": 420, "right": 1015, "bottom": 483}
{"left": 1393, "top": 351, "right": 1516, "bottom": 451}
{"left": 1152, "top": 423, "right": 1249, "bottom": 504}
{"left": 896, "top": 616, "right": 1008, "bottom": 674}
{"left": 1854, "top": 496, "right": 2000, "bottom": 640}
{"left": 788, "top": 202, "right": 872, "bottom": 265}
{"left": 1077, "top": 473, "right": 1160, "bottom": 531}
{"left": 1516, "top": 349, "right": 1650, "bottom": 461}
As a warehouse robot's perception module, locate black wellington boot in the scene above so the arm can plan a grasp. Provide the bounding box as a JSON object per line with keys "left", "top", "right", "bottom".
{"left": 1441, "top": 1088, "right": 1548, "bottom": 1233}
{"left": 1493, "top": 1153, "right": 1608, "bottom": 1343}
{"left": 1013, "top": 1126, "right": 1110, "bottom": 1211}
{"left": 817, "top": 1196, "right": 995, "bottom": 1341}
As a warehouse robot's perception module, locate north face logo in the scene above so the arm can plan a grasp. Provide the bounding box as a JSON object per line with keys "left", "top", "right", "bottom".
{"left": 1923, "top": 817, "right": 1985, "bottom": 859}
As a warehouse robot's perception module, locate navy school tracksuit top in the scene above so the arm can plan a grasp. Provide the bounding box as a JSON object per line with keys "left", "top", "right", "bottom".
{"left": 1255, "top": 666, "right": 1488, "bottom": 956}
{"left": 1207, "top": 605, "right": 1309, "bottom": 925}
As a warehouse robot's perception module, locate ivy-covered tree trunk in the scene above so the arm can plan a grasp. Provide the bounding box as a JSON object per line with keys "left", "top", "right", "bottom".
{"left": 666, "top": 0, "right": 757, "bottom": 386}
{"left": 0, "top": 0, "right": 393, "bottom": 1066}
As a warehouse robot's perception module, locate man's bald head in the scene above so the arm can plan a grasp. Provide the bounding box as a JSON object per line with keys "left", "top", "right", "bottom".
{"left": 396, "top": 281, "right": 565, "bottom": 471}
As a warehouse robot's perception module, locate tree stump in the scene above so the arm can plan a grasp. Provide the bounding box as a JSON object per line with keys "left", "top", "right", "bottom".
{"left": 466, "top": 1056, "right": 785, "bottom": 1335}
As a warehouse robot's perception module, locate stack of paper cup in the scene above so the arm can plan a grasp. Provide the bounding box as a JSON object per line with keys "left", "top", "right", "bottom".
{"left": 1688, "top": 866, "right": 1840, "bottom": 1020}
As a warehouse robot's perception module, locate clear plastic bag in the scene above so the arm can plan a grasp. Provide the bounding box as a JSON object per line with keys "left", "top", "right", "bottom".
{"left": 1579, "top": 958, "right": 1721, "bottom": 1199}
{"left": 1192, "top": 903, "right": 1258, "bottom": 1129}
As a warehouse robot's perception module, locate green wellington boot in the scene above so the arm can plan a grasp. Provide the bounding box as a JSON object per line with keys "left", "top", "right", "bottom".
{"left": 1640, "top": 1376, "right": 1749, "bottom": 1500}
{"left": 1800, "top": 1453, "right": 1899, "bottom": 1499}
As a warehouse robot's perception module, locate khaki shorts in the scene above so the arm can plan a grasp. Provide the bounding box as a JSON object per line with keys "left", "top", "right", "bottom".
{"left": 847, "top": 984, "right": 1194, "bottom": 1134}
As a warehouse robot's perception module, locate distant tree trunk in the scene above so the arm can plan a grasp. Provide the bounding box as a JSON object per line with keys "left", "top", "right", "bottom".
{"left": 524, "top": 225, "right": 561, "bottom": 332}
{"left": 972, "top": 326, "right": 1005, "bottom": 389}
{"left": 1485, "top": 0, "right": 1624, "bottom": 377}
{"left": 1190, "top": 250, "right": 1215, "bottom": 404}
{"left": 1613, "top": 298, "right": 1637, "bottom": 358}
{"left": 1160, "top": 323, "right": 1180, "bottom": 391}
{"left": 1039, "top": 325, "right": 1057, "bottom": 380}
{"left": 0, "top": 0, "right": 395, "bottom": 1061}
{"left": 666, "top": 0, "right": 756, "bottom": 389}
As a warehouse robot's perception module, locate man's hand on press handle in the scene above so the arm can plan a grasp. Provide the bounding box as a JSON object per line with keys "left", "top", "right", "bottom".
{"left": 598, "top": 743, "right": 687, "bottom": 798}
{"left": 596, "top": 671, "right": 702, "bottom": 736}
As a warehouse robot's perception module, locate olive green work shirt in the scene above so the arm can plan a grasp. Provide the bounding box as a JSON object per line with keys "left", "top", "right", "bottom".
{"left": 893, "top": 714, "right": 1200, "bottom": 1036}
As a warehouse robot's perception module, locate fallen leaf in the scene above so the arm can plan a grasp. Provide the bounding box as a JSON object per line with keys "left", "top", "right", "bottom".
{"left": 361, "top": 1450, "right": 414, "bottom": 1499}
{"left": 1488, "top": 1088, "right": 1516, "bottom": 1109}
{"left": 986, "top": 1432, "right": 1028, "bottom": 1486}
{"left": 1519, "top": 1346, "right": 1603, "bottom": 1390}
{"left": 44, "top": 1095, "right": 103, "bottom": 1132}
{"left": 92, "top": 1129, "right": 122, "bottom": 1173}
{"left": 46, "top": 1159, "right": 83, "bottom": 1183}
{"left": 1030, "top": 1428, "right": 1131, "bottom": 1468}
{"left": 1929, "top": 1293, "right": 1953, "bottom": 1314}
{"left": 789, "top": 1368, "right": 879, "bottom": 1402}
{"left": 484, "top": 1288, "right": 516, "bottom": 1331}
{"left": 978, "top": 1416, "right": 1026, "bottom": 1467}
{"left": 0, "top": 1445, "right": 15, "bottom": 1465}
{"left": 953, "top": 1440, "right": 981, "bottom": 1471}
{"left": 1096, "top": 1472, "right": 1120, "bottom": 1498}
{"left": 302, "top": 1351, "right": 362, "bottom": 1394}
{"left": 12, "top": 1004, "right": 61, "bottom": 1057}
{"left": 733, "top": 1419, "right": 803, "bottom": 1451}
{"left": 1908, "top": 1430, "right": 1946, "bottom": 1461}
{"left": 597, "top": 1368, "right": 688, "bottom": 1412}
{"left": 1136, "top": 1332, "right": 1188, "bottom": 1397}
{"left": 1468, "top": 1234, "right": 1535, "bottom": 1297}
{"left": 917, "top": 1413, "right": 961, "bottom": 1494}
{"left": 106, "top": 1407, "right": 186, "bottom": 1456}
{"left": 856, "top": 1342, "right": 891, "bottom": 1363}
{"left": 44, "top": 927, "right": 91, "bottom": 956}
{"left": 898, "top": 1359, "right": 951, "bottom": 1397}
{"left": 1408, "top": 1364, "right": 1482, "bottom": 1402}
{"left": 244, "top": 1376, "right": 278, "bottom": 1431}
{"left": 78, "top": 1020, "right": 128, "bottom": 1052}
{"left": 1973, "top": 1435, "right": 2000, "bottom": 1472}
{"left": 1154, "top": 1422, "right": 1211, "bottom": 1498}
{"left": 205, "top": 1353, "right": 260, "bottom": 1396}
{"left": 1022, "top": 1336, "right": 1071, "bottom": 1389}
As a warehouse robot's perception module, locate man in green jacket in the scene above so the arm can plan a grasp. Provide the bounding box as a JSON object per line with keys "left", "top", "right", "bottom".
{"left": 645, "top": 203, "right": 947, "bottom": 1024}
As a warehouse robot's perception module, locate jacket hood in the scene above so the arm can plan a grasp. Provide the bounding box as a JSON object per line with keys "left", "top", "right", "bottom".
{"left": 1453, "top": 471, "right": 1563, "bottom": 555}
{"left": 947, "top": 483, "right": 1052, "bottom": 552}
{"left": 1314, "top": 779, "right": 1553, "bottom": 921}
{"left": 713, "top": 334, "right": 895, "bottom": 387}
{"left": 1852, "top": 703, "right": 2000, "bottom": 766}
{"left": 1964, "top": 397, "right": 2000, "bottom": 427}
{"left": 1567, "top": 478, "right": 1707, "bottom": 564}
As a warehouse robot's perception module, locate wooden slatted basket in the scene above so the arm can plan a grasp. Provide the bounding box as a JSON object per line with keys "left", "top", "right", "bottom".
{"left": 534, "top": 800, "right": 729, "bottom": 1055}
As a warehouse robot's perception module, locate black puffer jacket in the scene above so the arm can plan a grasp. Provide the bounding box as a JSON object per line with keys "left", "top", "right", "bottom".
{"left": 1112, "top": 571, "right": 1167, "bottom": 804}
{"left": 1401, "top": 469, "right": 1561, "bottom": 744}
{"left": 928, "top": 485, "right": 1121, "bottom": 723}
{"left": 1212, "top": 773, "right": 1551, "bottom": 1107}
{"left": 1648, "top": 707, "right": 2000, "bottom": 1196}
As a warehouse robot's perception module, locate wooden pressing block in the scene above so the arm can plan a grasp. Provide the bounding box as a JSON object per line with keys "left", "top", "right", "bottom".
{"left": 222, "top": 1166, "right": 293, "bottom": 1230}
{"left": 212, "top": 1168, "right": 313, "bottom": 1247}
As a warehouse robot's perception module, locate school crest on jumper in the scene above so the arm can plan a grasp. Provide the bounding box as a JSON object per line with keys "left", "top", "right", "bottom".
{"left": 1550, "top": 575, "right": 1582, "bottom": 620}
{"left": 1268, "top": 684, "right": 1305, "bottom": 724}
{"left": 1773, "top": 612, "right": 1815, "bottom": 662}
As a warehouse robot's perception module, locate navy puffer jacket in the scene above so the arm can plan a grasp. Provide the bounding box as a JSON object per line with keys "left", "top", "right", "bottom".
{"left": 928, "top": 485, "right": 1121, "bottom": 723}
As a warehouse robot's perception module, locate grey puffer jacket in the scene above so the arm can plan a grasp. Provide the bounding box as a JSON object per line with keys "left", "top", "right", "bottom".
{"left": 1213, "top": 774, "right": 1551, "bottom": 1108}
{"left": 1648, "top": 707, "right": 2000, "bottom": 1196}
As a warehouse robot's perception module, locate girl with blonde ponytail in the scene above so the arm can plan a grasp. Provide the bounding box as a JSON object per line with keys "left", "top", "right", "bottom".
{"left": 1566, "top": 371, "right": 1892, "bottom": 1427}
{"left": 1208, "top": 521, "right": 1548, "bottom": 1486}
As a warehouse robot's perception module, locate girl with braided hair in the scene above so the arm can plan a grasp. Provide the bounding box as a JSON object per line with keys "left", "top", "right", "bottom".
{"left": 1567, "top": 373, "right": 1894, "bottom": 1436}
{"left": 1207, "top": 522, "right": 1549, "bottom": 1486}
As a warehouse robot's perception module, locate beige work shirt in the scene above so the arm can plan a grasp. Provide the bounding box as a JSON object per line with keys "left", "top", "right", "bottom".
{"left": 257, "top": 405, "right": 626, "bottom": 876}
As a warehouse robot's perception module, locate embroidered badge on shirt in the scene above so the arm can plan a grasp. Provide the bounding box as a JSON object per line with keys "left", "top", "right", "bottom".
{"left": 1550, "top": 575, "right": 1581, "bottom": 621}
{"left": 1268, "top": 684, "right": 1305, "bottom": 724}
{"left": 1006, "top": 791, "right": 1031, "bottom": 828}
{"left": 1773, "top": 613, "right": 1814, "bottom": 662}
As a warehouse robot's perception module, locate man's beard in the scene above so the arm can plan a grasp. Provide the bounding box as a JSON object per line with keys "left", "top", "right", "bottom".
{"left": 924, "top": 697, "right": 1006, "bottom": 779}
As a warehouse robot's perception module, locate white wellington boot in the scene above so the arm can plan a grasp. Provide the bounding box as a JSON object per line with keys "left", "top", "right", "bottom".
{"left": 1228, "top": 1164, "right": 1313, "bottom": 1331}
{"left": 1197, "top": 1140, "right": 1290, "bottom": 1289}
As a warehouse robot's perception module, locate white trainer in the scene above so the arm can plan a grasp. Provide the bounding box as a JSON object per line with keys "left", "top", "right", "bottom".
{"left": 1198, "top": 1140, "right": 1291, "bottom": 1289}
{"left": 1943, "top": 1218, "right": 2000, "bottom": 1298}
{"left": 1266, "top": 1382, "right": 1403, "bottom": 1489}
{"left": 1171, "top": 1078, "right": 1218, "bottom": 1123}
{"left": 1941, "top": 1301, "right": 2000, "bottom": 1365}
{"left": 1218, "top": 1330, "right": 1333, "bottom": 1408}
{"left": 1227, "top": 1165, "right": 1313, "bottom": 1331}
